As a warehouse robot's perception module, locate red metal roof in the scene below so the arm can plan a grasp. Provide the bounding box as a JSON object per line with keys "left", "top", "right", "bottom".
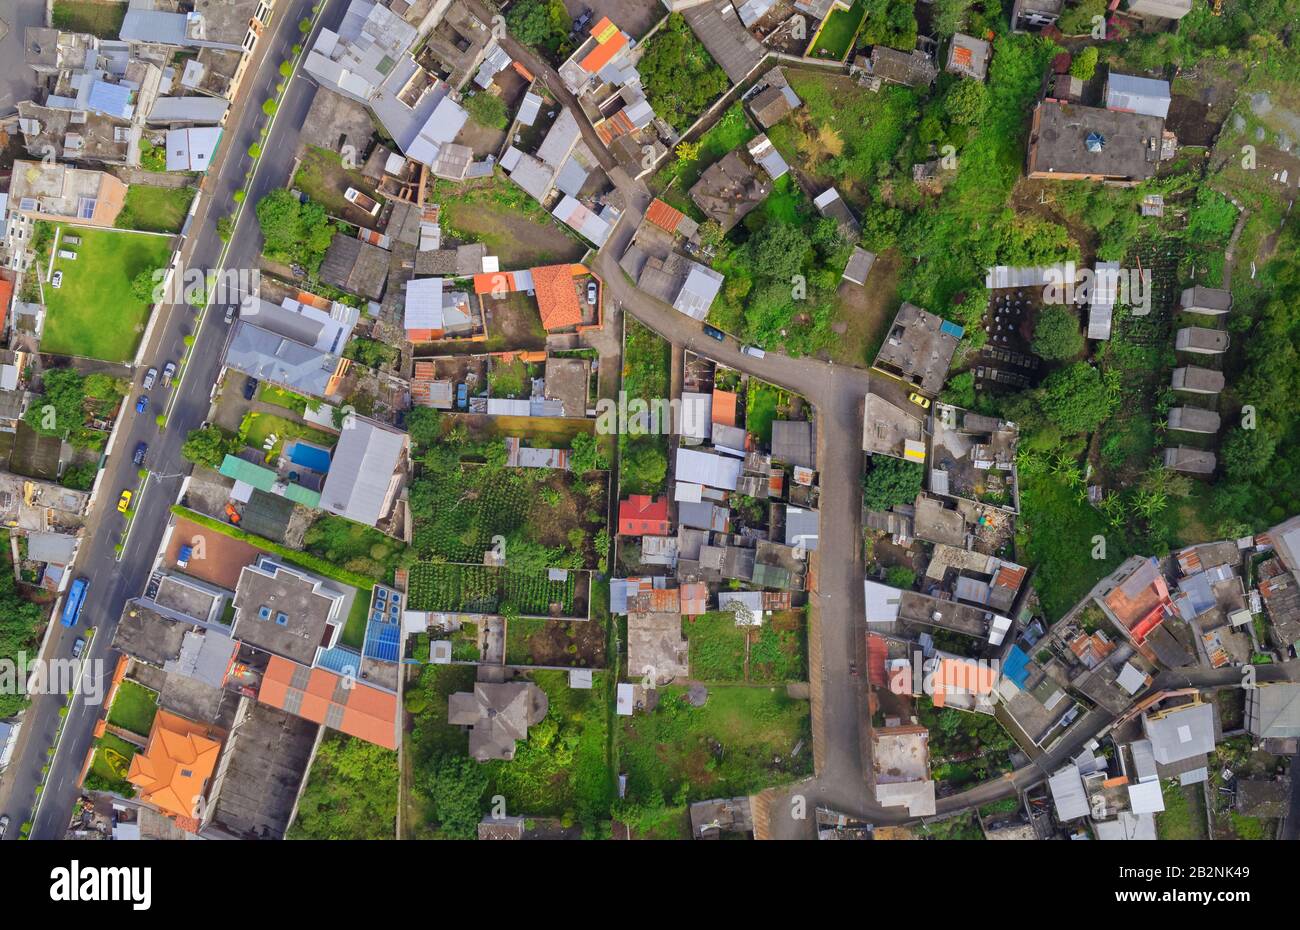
{"left": 258, "top": 656, "right": 398, "bottom": 749}
{"left": 618, "top": 494, "right": 670, "bottom": 535}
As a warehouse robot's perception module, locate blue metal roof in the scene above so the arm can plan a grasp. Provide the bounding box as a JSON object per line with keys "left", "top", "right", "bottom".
{"left": 87, "top": 80, "right": 133, "bottom": 119}
{"left": 939, "top": 319, "right": 965, "bottom": 339}
{"left": 1003, "top": 645, "right": 1031, "bottom": 688}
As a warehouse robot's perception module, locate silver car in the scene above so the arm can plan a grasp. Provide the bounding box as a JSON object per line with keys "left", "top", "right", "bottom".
{"left": 143, "top": 367, "right": 158, "bottom": 390}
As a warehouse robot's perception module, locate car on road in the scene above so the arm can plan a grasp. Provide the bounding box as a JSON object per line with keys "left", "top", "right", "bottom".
{"left": 742, "top": 345, "right": 766, "bottom": 358}
{"left": 162, "top": 361, "right": 177, "bottom": 385}
{"left": 71, "top": 637, "right": 85, "bottom": 659}
{"left": 702, "top": 324, "right": 726, "bottom": 342}
{"left": 117, "top": 489, "right": 132, "bottom": 513}
{"left": 51, "top": 271, "right": 63, "bottom": 289}
{"left": 224, "top": 305, "right": 236, "bottom": 324}
{"left": 907, "top": 392, "right": 931, "bottom": 409}
{"left": 143, "top": 367, "right": 158, "bottom": 389}
{"left": 243, "top": 377, "right": 258, "bottom": 400}
{"left": 135, "top": 395, "right": 149, "bottom": 414}
{"left": 133, "top": 442, "right": 148, "bottom": 467}
{"left": 0, "top": 815, "right": 8, "bottom": 839}
{"left": 586, "top": 281, "right": 598, "bottom": 305}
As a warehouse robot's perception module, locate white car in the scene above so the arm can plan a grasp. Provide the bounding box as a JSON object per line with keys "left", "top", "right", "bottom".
{"left": 742, "top": 345, "right": 766, "bottom": 359}
{"left": 51, "top": 271, "right": 63, "bottom": 289}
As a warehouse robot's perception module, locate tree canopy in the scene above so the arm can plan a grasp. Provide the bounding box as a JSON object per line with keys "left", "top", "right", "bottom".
{"left": 638, "top": 14, "right": 729, "bottom": 131}
{"left": 255, "top": 188, "right": 335, "bottom": 270}
{"left": 863, "top": 456, "right": 924, "bottom": 511}
{"left": 1031, "top": 306, "right": 1085, "bottom": 360}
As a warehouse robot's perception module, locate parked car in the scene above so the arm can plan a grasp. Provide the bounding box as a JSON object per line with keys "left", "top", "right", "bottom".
{"left": 224, "top": 305, "right": 236, "bottom": 324}
{"left": 243, "top": 377, "right": 258, "bottom": 401}
{"left": 58, "top": 249, "right": 77, "bottom": 260}
{"left": 702, "top": 324, "right": 726, "bottom": 342}
{"left": 71, "top": 637, "right": 85, "bottom": 659}
{"left": 133, "top": 442, "right": 148, "bottom": 467}
{"left": 224, "top": 502, "right": 241, "bottom": 525}
{"left": 177, "top": 544, "right": 192, "bottom": 569}
{"left": 161, "top": 361, "right": 176, "bottom": 385}
{"left": 117, "top": 489, "right": 132, "bottom": 513}
{"left": 742, "top": 345, "right": 766, "bottom": 358}
{"left": 143, "top": 367, "right": 158, "bottom": 390}
{"left": 63, "top": 235, "right": 81, "bottom": 246}
{"left": 51, "top": 271, "right": 63, "bottom": 289}
{"left": 135, "top": 395, "right": 149, "bottom": 414}
{"left": 343, "top": 187, "right": 381, "bottom": 216}
{"left": 0, "top": 815, "right": 9, "bottom": 839}
{"left": 907, "top": 392, "right": 931, "bottom": 409}
{"left": 587, "top": 281, "right": 598, "bottom": 305}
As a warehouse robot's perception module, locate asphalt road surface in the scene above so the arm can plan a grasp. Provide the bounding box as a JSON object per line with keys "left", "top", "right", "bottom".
{"left": 0, "top": 0, "right": 339, "bottom": 841}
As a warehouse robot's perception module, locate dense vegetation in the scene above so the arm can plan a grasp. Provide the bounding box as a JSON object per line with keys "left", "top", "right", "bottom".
{"left": 863, "top": 455, "right": 923, "bottom": 512}
{"left": 255, "top": 188, "right": 336, "bottom": 273}
{"left": 289, "top": 733, "right": 398, "bottom": 840}
{"left": 638, "top": 13, "right": 729, "bottom": 131}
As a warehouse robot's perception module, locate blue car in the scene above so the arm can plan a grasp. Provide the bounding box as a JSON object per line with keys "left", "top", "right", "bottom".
{"left": 135, "top": 395, "right": 149, "bottom": 414}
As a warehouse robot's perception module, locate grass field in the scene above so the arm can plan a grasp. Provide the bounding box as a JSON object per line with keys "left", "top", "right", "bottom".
{"left": 106, "top": 680, "right": 158, "bottom": 737}
{"left": 433, "top": 172, "right": 585, "bottom": 267}
{"left": 1156, "top": 780, "right": 1209, "bottom": 840}
{"left": 52, "top": 0, "right": 127, "bottom": 38}
{"left": 809, "top": 0, "right": 866, "bottom": 59}
{"left": 619, "top": 685, "right": 812, "bottom": 806}
{"left": 42, "top": 226, "right": 174, "bottom": 362}
{"left": 745, "top": 380, "right": 786, "bottom": 445}
{"left": 685, "top": 612, "right": 748, "bottom": 681}
{"left": 256, "top": 384, "right": 317, "bottom": 415}
{"left": 116, "top": 186, "right": 196, "bottom": 234}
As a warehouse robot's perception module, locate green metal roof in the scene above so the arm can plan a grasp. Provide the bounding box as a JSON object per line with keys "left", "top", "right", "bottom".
{"left": 218, "top": 454, "right": 321, "bottom": 508}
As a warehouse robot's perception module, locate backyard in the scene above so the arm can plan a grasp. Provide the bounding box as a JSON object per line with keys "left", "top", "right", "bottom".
{"left": 86, "top": 732, "right": 138, "bottom": 796}
{"left": 52, "top": 0, "right": 127, "bottom": 38}
{"left": 431, "top": 173, "right": 586, "bottom": 267}
{"left": 504, "top": 616, "right": 606, "bottom": 667}
{"left": 105, "top": 680, "right": 158, "bottom": 737}
{"left": 618, "top": 685, "right": 812, "bottom": 815}
{"left": 41, "top": 226, "right": 174, "bottom": 362}
{"left": 288, "top": 731, "right": 398, "bottom": 840}
{"left": 809, "top": 0, "right": 866, "bottom": 60}
{"left": 115, "top": 186, "right": 196, "bottom": 234}
{"left": 238, "top": 410, "right": 338, "bottom": 462}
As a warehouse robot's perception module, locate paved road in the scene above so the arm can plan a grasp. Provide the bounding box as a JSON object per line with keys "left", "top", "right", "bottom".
{"left": 0, "top": 0, "right": 337, "bottom": 840}
{"left": 0, "top": 0, "right": 44, "bottom": 121}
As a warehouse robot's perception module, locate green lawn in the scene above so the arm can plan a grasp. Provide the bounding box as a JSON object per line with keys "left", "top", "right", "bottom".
{"left": 257, "top": 384, "right": 317, "bottom": 415}
{"left": 116, "top": 186, "right": 196, "bottom": 234}
{"left": 619, "top": 685, "right": 812, "bottom": 806}
{"left": 42, "top": 226, "right": 174, "bottom": 362}
{"left": 745, "top": 381, "right": 784, "bottom": 445}
{"left": 88, "top": 732, "right": 138, "bottom": 795}
{"left": 809, "top": 0, "right": 866, "bottom": 59}
{"left": 52, "top": 0, "right": 127, "bottom": 38}
{"left": 106, "top": 680, "right": 158, "bottom": 737}
{"left": 685, "top": 612, "right": 748, "bottom": 682}
{"left": 1156, "top": 780, "right": 1209, "bottom": 840}
{"left": 341, "top": 586, "right": 372, "bottom": 650}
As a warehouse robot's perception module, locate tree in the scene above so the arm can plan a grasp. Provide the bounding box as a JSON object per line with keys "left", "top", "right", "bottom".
{"left": 422, "top": 752, "right": 488, "bottom": 839}
{"left": 131, "top": 269, "right": 162, "bottom": 304}
{"left": 620, "top": 438, "right": 668, "bottom": 495}
{"left": 406, "top": 408, "right": 443, "bottom": 450}
{"left": 1221, "top": 427, "right": 1275, "bottom": 479}
{"left": 1070, "top": 46, "right": 1099, "bottom": 81}
{"left": 1031, "top": 306, "right": 1085, "bottom": 360}
{"left": 862, "top": 456, "right": 924, "bottom": 511}
{"left": 745, "top": 221, "right": 811, "bottom": 285}
{"left": 289, "top": 734, "right": 397, "bottom": 840}
{"left": 506, "top": 0, "right": 569, "bottom": 54}
{"left": 569, "top": 432, "right": 607, "bottom": 475}
{"left": 463, "top": 91, "right": 507, "bottom": 130}
{"left": 885, "top": 565, "right": 917, "bottom": 589}
{"left": 932, "top": 0, "right": 975, "bottom": 36}
{"left": 180, "top": 425, "right": 239, "bottom": 469}
{"left": 24, "top": 368, "right": 85, "bottom": 439}
{"left": 637, "top": 14, "right": 729, "bottom": 130}
{"left": 1038, "top": 362, "right": 1117, "bottom": 434}
{"left": 255, "top": 188, "right": 334, "bottom": 269}
{"left": 945, "top": 79, "right": 988, "bottom": 126}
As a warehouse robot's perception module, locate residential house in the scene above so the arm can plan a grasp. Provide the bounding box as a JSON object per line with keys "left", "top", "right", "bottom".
{"left": 1027, "top": 102, "right": 1164, "bottom": 183}
{"left": 1245, "top": 683, "right": 1300, "bottom": 740}
{"left": 1175, "top": 326, "right": 1229, "bottom": 354}
{"left": 319, "top": 414, "right": 409, "bottom": 528}
{"left": 1126, "top": 0, "right": 1194, "bottom": 22}
{"left": 1166, "top": 407, "right": 1221, "bottom": 434}
{"left": 689, "top": 149, "right": 771, "bottom": 233}
{"left": 871, "top": 724, "right": 936, "bottom": 817}
{"left": 1163, "top": 445, "right": 1216, "bottom": 475}
{"left": 946, "top": 33, "right": 991, "bottom": 81}
{"left": 746, "top": 67, "right": 802, "bottom": 129}
{"left": 1142, "top": 699, "right": 1216, "bottom": 784}
{"left": 1105, "top": 73, "right": 1172, "bottom": 119}
{"left": 864, "top": 46, "right": 938, "bottom": 88}
{"left": 619, "top": 495, "right": 671, "bottom": 536}
{"left": 319, "top": 233, "right": 390, "bottom": 302}
{"left": 127, "top": 709, "right": 224, "bottom": 832}
{"left": 223, "top": 321, "right": 349, "bottom": 400}
{"left": 450, "top": 680, "right": 550, "bottom": 762}
{"left": 872, "top": 303, "right": 963, "bottom": 396}
{"left": 257, "top": 654, "right": 400, "bottom": 749}
{"left": 231, "top": 556, "right": 346, "bottom": 667}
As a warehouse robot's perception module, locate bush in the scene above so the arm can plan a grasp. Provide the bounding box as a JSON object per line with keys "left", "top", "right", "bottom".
{"left": 279, "top": 61, "right": 293, "bottom": 77}
{"left": 247, "top": 142, "right": 262, "bottom": 158}
{"left": 262, "top": 98, "right": 277, "bottom": 116}
{"left": 1070, "top": 47, "right": 1099, "bottom": 81}
{"left": 1031, "top": 306, "right": 1085, "bottom": 360}
{"left": 863, "top": 456, "right": 924, "bottom": 511}
{"left": 464, "top": 92, "right": 508, "bottom": 130}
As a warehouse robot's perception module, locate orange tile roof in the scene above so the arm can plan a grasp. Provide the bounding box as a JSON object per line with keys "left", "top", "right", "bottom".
{"left": 646, "top": 198, "right": 687, "bottom": 234}
{"left": 530, "top": 263, "right": 584, "bottom": 331}
{"left": 581, "top": 19, "right": 627, "bottom": 73}
{"left": 258, "top": 655, "right": 398, "bottom": 749}
{"left": 127, "top": 710, "right": 222, "bottom": 827}
{"left": 712, "top": 389, "right": 738, "bottom": 426}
